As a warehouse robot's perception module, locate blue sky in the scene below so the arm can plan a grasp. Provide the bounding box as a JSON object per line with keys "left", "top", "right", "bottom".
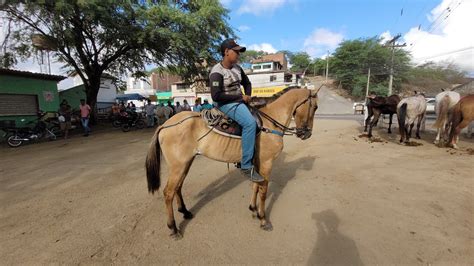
{"left": 221, "top": 0, "right": 473, "bottom": 72}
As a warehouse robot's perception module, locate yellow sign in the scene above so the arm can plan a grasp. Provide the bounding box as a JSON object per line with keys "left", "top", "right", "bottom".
{"left": 251, "top": 86, "right": 286, "bottom": 97}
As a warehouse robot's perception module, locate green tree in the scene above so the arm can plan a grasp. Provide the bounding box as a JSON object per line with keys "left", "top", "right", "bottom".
{"left": 1, "top": 0, "right": 232, "bottom": 121}
{"left": 239, "top": 50, "right": 267, "bottom": 65}
{"left": 331, "top": 37, "right": 410, "bottom": 96}
{"left": 290, "top": 52, "right": 311, "bottom": 72}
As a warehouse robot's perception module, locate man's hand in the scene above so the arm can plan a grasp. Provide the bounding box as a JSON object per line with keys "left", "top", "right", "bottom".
{"left": 242, "top": 95, "right": 251, "bottom": 103}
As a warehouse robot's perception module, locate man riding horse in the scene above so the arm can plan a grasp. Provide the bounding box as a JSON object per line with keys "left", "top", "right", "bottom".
{"left": 209, "top": 39, "right": 264, "bottom": 183}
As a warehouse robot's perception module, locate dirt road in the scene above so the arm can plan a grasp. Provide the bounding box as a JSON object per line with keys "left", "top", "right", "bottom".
{"left": 0, "top": 120, "right": 473, "bottom": 264}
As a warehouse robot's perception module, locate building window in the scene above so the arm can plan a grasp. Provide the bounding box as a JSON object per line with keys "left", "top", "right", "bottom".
{"left": 177, "top": 84, "right": 189, "bottom": 90}
{"left": 252, "top": 65, "right": 262, "bottom": 70}
{"left": 263, "top": 64, "right": 271, "bottom": 69}
{"left": 270, "top": 75, "right": 277, "bottom": 82}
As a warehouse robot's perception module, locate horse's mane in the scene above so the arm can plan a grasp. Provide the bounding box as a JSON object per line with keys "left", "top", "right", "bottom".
{"left": 250, "top": 85, "right": 302, "bottom": 109}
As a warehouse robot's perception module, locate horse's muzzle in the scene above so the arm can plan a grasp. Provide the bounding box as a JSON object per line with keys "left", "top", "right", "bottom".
{"left": 296, "top": 128, "right": 312, "bottom": 140}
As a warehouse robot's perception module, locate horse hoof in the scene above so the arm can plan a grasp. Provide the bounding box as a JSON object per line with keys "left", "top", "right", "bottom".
{"left": 170, "top": 231, "right": 183, "bottom": 240}
{"left": 260, "top": 222, "right": 273, "bottom": 231}
{"left": 416, "top": 135, "right": 421, "bottom": 139}
{"left": 183, "top": 211, "right": 194, "bottom": 220}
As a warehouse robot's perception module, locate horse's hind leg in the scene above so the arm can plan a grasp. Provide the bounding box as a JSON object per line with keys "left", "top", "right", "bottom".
{"left": 176, "top": 157, "right": 195, "bottom": 220}
{"left": 451, "top": 119, "right": 471, "bottom": 149}
{"left": 163, "top": 159, "right": 194, "bottom": 239}
{"left": 415, "top": 114, "right": 424, "bottom": 139}
{"left": 388, "top": 114, "right": 393, "bottom": 134}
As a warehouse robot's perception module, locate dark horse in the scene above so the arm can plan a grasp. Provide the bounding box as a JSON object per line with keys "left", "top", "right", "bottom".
{"left": 364, "top": 95, "right": 401, "bottom": 138}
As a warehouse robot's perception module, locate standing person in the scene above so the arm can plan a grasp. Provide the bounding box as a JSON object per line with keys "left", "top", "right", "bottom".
{"left": 175, "top": 101, "right": 182, "bottom": 113}
{"left": 155, "top": 103, "right": 165, "bottom": 125}
{"left": 79, "top": 99, "right": 91, "bottom": 137}
{"left": 58, "top": 100, "right": 72, "bottom": 139}
{"left": 209, "top": 38, "right": 263, "bottom": 182}
{"left": 201, "top": 99, "right": 213, "bottom": 110}
{"left": 166, "top": 100, "right": 175, "bottom": 117}
{"left": 182, "top": 99, "right": 191, "bottom": 111}
{"left": 193, "top": 98, "right": 202, "bottom": 112}
{"left": 145, "top": 99, "right": 156, "bottom": 127}
{"left": 164, "top": 103, "right": 173, "bottom": 120}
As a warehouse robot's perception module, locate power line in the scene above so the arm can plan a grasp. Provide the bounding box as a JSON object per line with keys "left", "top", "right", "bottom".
{"left": 414, "top": 46, "right": 473, "bottom": 61}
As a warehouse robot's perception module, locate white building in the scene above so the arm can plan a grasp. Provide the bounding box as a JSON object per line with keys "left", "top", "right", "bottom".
{"left": 125, "top": 76, "right": 155, "bottom": 96}
{"left": 66, "top": 73, "right": 118, "bottom": 108}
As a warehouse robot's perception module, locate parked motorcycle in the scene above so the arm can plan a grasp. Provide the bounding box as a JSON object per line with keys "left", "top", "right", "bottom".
{"left": 3, "top": 112, "right": 60, "bottom": 147}
{"left": 121, "top": 112, "right": 145, "bottom": 132}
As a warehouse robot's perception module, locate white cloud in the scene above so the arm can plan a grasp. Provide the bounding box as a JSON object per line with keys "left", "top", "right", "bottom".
{"left": 403, "top": 0, "right": 474, "bottom": 72}
{"left": 303, "top": 28, "right": 344, "bottom": 58}
{"left": 237, "top": 0, "right": 288, "bottom": 16}
{"left": 379, "top": 31, "right": 393, "bottom": 44}
{"left": 248, "top": 43, "right": 278, "bottom": 53}
{"left": 237, "top": 25, "right": 251, "bottom": 32}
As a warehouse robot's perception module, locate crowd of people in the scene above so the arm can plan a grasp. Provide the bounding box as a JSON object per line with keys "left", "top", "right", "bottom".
{"left": 111, "top": 98, "right": 214, "bottom": 128}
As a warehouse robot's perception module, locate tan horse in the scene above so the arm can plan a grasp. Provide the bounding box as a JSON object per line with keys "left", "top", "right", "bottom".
{"left": 433, "top": 91, "right": 460, "bottom": 145}
{"left": 145, "top": 87, "right": 320, "bottom": 239}
{"left": 448, "top": 94, "right": 474, "bottom": 149}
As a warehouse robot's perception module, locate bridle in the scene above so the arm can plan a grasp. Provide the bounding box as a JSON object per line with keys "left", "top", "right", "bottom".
{"left": 257, "top": 90, "right": 318, "bottom": 137}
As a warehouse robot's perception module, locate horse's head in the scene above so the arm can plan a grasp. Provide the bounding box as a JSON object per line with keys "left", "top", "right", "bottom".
{"left": 293, "top": 88, "right": 319, "bottom": 140}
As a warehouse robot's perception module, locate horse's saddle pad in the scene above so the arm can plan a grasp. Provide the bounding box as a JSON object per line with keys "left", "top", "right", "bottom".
{"left": 201, "top": 107, "right": 262, "bottom": 138}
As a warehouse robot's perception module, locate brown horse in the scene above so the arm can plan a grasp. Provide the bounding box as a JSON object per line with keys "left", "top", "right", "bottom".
{"left": 364, "top": 95, "right": 400, "bottom": 138}
{"left": 448, "top": 94, "right": 474, "bottom": 149}
{"left": 145, "top": 87, "right": 320, "bottom": 239}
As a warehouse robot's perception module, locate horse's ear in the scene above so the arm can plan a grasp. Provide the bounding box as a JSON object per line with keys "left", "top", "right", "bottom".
{"left": 441, "top": 88, "right": 445, "bottom": 92}
{"left": 414, "top": 90, "right": 417, "bottom": 95}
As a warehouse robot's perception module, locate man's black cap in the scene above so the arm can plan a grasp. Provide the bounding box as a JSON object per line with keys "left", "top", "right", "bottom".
{"left": 220, "top": 38, "right": 246, "bottom": 56}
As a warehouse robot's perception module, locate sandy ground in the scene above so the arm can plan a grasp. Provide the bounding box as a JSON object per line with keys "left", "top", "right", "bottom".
{"left": 0, "top": 119, "right": 473, "bottom": 265}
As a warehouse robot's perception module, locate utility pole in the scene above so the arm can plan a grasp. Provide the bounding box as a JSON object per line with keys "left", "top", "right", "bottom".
{"left": 385, "top": 34, "right": 406, "bottom": 95}
{"left": 365, "top": 67, "right": 371, "bottom": 98}
{"left": 325, "top": 50, "right": 329, "bottom": 82}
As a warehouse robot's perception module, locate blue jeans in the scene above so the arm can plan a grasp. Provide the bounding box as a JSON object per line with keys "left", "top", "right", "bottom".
{"left": 81, "top": 118, "right": 90, "bottom": 134}
{"left": 147, "top": 115, "right": 154, "bottom": 127}
{"left": 218, "top": 103, "right": 257, "bottom": 169}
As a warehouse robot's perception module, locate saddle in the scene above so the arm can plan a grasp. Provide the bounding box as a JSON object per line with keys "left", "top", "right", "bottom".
{"left": 201, "top": 107, "right": 262, "bottom": 138}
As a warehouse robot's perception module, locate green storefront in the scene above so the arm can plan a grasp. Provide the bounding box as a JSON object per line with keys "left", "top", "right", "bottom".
{"left": 0, "top": 68, "right": 65, "bottom": 130}
{"left": 156, "top": 91, "right": 172, "bottom": 104}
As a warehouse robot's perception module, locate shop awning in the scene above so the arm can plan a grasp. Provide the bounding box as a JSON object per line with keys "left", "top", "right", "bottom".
{"left": 116, "top": 93, "right": 146, "bottom": 101}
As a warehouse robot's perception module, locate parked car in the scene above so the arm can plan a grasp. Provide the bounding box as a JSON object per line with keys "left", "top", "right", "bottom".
{"left": 426, "top": 98, "right": 436, "bottom": 114}
{"left": 353, "top": 102, "right": 365, "bottom": 114}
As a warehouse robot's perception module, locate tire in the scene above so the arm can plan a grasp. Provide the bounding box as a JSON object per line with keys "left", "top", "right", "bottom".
{"left": 136, "top": 120, "right": 145, "bottom": 129}
{"left": 112, "top": 120, "right": 121, "bottom": 128}
{"left": 50, "top": 126, "right": 60, "bottom": 139}
{"left": 121, "top": 123, "right": 131, "bottom": 132}
{"left": 7, "top": 135, "right": 23, "bottom": 147}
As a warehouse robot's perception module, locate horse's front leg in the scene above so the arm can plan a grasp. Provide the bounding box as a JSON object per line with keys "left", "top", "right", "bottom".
{"left": 388, "top": 114, "right": 393, "bottom": 134}
{"left": 257, "top": 180, "right": 272, "bottom": 231}
{"left": 249, "top": 183, "right": 258, "bottom": 217}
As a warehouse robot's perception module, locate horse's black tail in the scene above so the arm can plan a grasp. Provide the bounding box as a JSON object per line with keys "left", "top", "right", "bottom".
{"left": 146, "top": 128, "right": 162, "bottom": 194}
{"left": 398, "top": 103, "right": 407, "bottom": 141}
